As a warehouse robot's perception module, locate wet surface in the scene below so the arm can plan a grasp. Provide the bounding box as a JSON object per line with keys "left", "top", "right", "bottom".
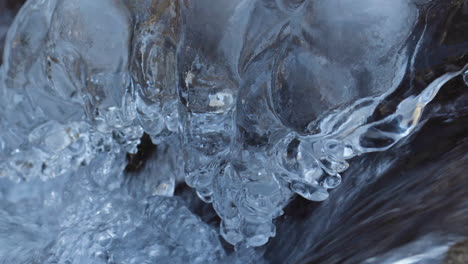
{"left": 0, "top": 0, "right": 466, "bottom": 263}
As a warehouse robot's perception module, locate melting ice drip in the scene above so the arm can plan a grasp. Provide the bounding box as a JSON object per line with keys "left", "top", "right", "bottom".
{"left": 0, "top": 0, "right": 466, "bottom": 250}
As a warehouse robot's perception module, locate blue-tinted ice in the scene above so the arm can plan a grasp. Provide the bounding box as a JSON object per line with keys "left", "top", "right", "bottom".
{"left": 0, "top": 0, "right": 466, "bottom": 262}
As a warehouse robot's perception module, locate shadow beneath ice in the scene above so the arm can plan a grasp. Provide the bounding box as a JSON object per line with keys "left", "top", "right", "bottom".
{"left": 0, "top": 0, "right": 25, "bottom": 63}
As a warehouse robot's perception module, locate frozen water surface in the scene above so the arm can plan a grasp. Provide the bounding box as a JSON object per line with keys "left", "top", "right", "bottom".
{"left": 0, "top": 0, "right": 467, "bottom": 263}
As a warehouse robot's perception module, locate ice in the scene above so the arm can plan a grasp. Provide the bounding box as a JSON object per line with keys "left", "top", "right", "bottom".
{"left": 0, "top": 0, "right": 144, "bottom": 181}
{"left": 0, "top": 0, "right": 467, "bottom": 261}
{"left": 0, "top": 157, "right": 224, "bottom": 263}
{"left": 130, "top": 0, "right": 181, "bottom": 141}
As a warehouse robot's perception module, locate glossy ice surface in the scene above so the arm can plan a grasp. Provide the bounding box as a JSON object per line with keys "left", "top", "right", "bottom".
{"left": 0, "top": 0, "right": 467, "bottom": 262}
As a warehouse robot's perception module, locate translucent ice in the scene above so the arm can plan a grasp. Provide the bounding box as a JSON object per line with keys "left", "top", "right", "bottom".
{"left": 0, "top": 153, "right": 224, "bottom": 263}
{"left": 0, "top": 0, "right": 467, "bottom": 256}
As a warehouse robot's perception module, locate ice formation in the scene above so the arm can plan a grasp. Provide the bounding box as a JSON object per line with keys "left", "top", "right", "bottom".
{"left": 0, "top": 0, "right": 467, "bottom": 260}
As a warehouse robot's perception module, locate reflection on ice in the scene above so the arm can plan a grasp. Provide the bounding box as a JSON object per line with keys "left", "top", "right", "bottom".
{"left": 0, "top": 0, "right": 467, "bottom": 262}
